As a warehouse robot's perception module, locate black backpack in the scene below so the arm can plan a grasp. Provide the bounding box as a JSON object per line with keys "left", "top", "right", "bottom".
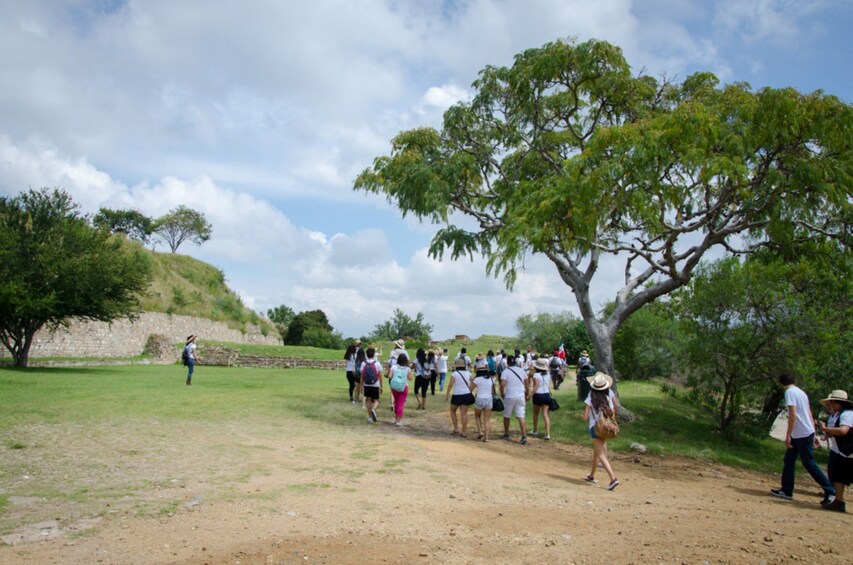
{"left": 181, "top": 346, "right": 190, "bottom": 366}
{"left": 836, "top": 409, "right": 853, "bottom": 457}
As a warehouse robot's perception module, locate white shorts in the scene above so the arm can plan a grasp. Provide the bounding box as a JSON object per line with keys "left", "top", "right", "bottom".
{"left": 503, "top": 396, "right": 526, "bottom": 419}
{"left": 474, "top": 396, "right": 492, "bottom": 410}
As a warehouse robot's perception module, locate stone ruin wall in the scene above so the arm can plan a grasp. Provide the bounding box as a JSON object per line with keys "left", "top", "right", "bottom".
{"left": 8, "top": 312, "right": 280, "bottom": 359}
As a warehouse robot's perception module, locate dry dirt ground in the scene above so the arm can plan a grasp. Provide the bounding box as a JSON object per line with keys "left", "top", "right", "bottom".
{"left": 1, "top": 399, "right": 850, "bottom": 565}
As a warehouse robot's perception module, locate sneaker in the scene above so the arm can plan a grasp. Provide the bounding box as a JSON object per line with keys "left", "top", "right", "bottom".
{"left": 543, "top": 435, "right": 551, "bottom": 441}
{"left": 584, "top": 474, "right": 598, "bottom": 483}
{"left": 607, "top": 478, "right": 620, "bottom": 491}
{"left": 395, "top": 421, "right": 402, "bottom": 427}
{"left": 500, "top": 433, "right": 510, "bottom": 440}
{"left": 822, "top": 498, "right": 846, "bottom": 512}
{"left": 370, "top": 409, "right": 378, "bottom": 422}
{"left": 519, "top": 436, "right": 527, "bottom": 445}
{"left": 820, "top": 493, "right": 836, "bottom": 506}
{"left": 529, "top": 431, "right": 538, "bottom": 436}
{"left": 770, "top": 488, "right": 793, "bottom": 501}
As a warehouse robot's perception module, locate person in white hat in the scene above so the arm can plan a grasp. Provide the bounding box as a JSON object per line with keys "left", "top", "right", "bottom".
{"left": 582, "top": 372, "right": 620, "bottom": 490}
{"left": 183, "top": 335, "right": 198, "bottom": 385}
{"left": 817, "top": 390, "right": 853, "bottom": 513}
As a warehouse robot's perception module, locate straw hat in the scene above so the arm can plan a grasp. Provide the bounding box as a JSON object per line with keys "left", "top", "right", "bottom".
{"left": 186, "top": 335, "right": 196, "bottom": 343}
{"left": 587, "top": 372, "right": 613, "bottom": 391}
{"left": 580, "top": 350, "right": 589, "bottom": 357}
{"left": 820, "top": 390, "right": 852, "bottom": 408}
{"left": 454, "top": 358, "right": 467, "bottom": 369}
{"left": 394, "top": 339, "right": 405, "bottom": 349}
{"left": 533, "top": 358, "right": 550, "bottom": 372}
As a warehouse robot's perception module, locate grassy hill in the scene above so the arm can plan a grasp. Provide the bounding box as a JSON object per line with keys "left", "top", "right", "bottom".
{"left": 139, "top": 249, "right": 274, "bottom": 336}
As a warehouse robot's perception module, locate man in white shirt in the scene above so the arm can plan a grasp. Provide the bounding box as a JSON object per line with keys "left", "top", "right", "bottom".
{"left": 770, "top": 373, "right": 836, "bottom": 504}
{"left": 499, "top": 355, "right": 530, "bottom": 445}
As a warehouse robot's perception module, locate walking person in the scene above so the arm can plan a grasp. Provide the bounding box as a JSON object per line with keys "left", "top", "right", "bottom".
{"left": 583, "top": 372, "right": 620, "bottom": 490}
{"left": 455, "top": 347, "right": 471, "bottom": 370}
{"left": 436, "top": 349, "right": 448, "bottom": 391}
{"left": 499, "top": 355, "right": 530, "bottom": 444}
{"left": 446, "top": 358, "right": 475, "bottom": 437}
{"left": 817, "top": 390, "right": 852, "bottom": 512}
{"left": 184, "top": 335, "right": 199, "bottom": 385}
{"left": 413, "top": 348, "right": 430, "bottom": 410}
{"left": 360, "top": 348, "right": 383, "bottom": 424}
{"left": 530, "top": 357, "right": 553, "bottom": 440}
{"left": 472, "top": 360, "right": 495, "bottom": 442}
{"left": 344, "top": 344, "right": 358, "bottom": 403}
{"left": 388, "top": 353, "right": 413, "bottom": 426}
{"left": 354, "top": 347, "right": 366, "bottom": 406}
{"left": 427, "top": 349, "right": 438, "bottom": 396}
{"left": 770, "top": 373, "right": 836, "bottom": 504}
{"left": 387, "top": 339, "right": 407, "bottom": 412}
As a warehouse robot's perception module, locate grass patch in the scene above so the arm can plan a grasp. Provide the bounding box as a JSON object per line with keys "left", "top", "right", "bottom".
{"left": 286, "top": 482, "right": 330, "bottom": 494}
{"left": 0, "top": 365, "right": 794, "bottom": 477}
{"left": 0, "top": 495, "right": 8, "bottom": 516}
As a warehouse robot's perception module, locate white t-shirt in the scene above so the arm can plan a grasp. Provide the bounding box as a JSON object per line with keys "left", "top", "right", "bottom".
{"left": 185, "top": 342, "right": 196, "bottom": 359}
{"left": 828, "top": 410, "right": 853, "bottom": 458}
{"left": 533, "top": 372, "right": 550, "bottom": 394}
{"left": 785, "top": 386, "right": 816, "bottom": 439}
{"left": 584, "top": 389, "right": 617, "bottom": 429}
{"left": 472, "top": 375, "right": 494, "bottom": 400}
{"left": 436, "top": 355, "right": 448, "bottom": 373}
{"left": 501, "top": 366, "right": 527, "bottom": 399}
{"left": 345, "top": 357, "right": 355, "bottom": 372}
{"left": 451, "top": 370, "right": 472, "bottom": 395}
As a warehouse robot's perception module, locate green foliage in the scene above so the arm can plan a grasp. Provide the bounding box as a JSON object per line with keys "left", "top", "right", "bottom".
{"left": 355, "top": 36, "right": 853, "bottom": 380}
{"left": 369, "top": 308, "right": 433, "bottom": 342}
{"left": 514, "top": 311, "right": 587, "bottom": 358}
{"left": 267, "top": 305, "right": 295, "bottom": 327}
{"left": 285, "top": 310, "right": 334, "bottom": 346}
{"left": 0, "top": 188, "right": 153, "bottom": 366}
{"left": 611, "top": 300, "right": 685, "bottom": 381}
{"left": 153, "top": 205, "right": 212, "bottom": 253}
{"left": 92, "top": 208, "right": 154, "bottom": 244}
{"left": 675, "top": 254, "right": 852, "bottom": 434}
{"left": 139, "top": 251, "right": 273, "bottom": 335}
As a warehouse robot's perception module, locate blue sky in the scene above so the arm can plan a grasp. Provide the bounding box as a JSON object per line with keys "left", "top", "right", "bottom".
{"left": 1, "top": 0, "right": 851, "bottom": 340}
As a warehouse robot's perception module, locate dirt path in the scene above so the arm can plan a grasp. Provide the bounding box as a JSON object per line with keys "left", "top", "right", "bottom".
{"left": 1, "top": 402, "right": 850, "bottom": 564}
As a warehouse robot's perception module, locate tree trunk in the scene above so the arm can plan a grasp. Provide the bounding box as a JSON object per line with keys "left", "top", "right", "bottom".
{"left": 582, "top": 316, "right": 637, "bottom": 422}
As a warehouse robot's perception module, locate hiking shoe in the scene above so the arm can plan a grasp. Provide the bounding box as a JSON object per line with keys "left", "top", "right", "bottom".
{"left": 607, "top": 478, "right": 620, "bottom": 491}
{"left": 500, "top": 433, "right": 510, "bottom": 440}
{"left": 370, "top": 409, "right": 378, "bottom": 422}
{"left": 770, "top": 489, "right": 793, "bottom": 500}
{"left": 519, "top": 436, "right": 527, "bottom": 445}
{"left": 822, "top": 498, "right": 846, "bottom": 512}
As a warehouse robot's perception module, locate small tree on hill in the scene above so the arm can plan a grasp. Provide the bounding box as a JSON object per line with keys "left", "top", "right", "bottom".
{"left": 154, "top": 206, "right": 212, "bottom": 253}
{"left": 370, "top": 309, "right": 433, "bottom": 342}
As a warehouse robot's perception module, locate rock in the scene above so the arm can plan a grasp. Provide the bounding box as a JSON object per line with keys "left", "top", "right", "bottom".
{"left": 629, "top": 442, "right": 647, "bottom": 453}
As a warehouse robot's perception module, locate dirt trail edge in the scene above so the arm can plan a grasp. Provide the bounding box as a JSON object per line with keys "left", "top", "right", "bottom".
{"left": 1, "top": 406, "right": 850, "bottom": 564}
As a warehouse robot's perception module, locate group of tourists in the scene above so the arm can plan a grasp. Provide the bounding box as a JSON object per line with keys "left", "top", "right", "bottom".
{"left": 770, "top": 373, "right": 852, "bottom": 513}
{"left": 343, "top": 339, "right": 621, "bottom": 491}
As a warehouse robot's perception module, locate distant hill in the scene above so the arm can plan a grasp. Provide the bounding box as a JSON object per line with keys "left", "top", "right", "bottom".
{"left": 138, "top": 248, "right": 275, "bottom": 337}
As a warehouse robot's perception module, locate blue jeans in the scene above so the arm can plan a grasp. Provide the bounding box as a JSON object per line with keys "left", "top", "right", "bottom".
{"left": 439, "top": 372, "right": 447, "bottom": 391}
{"left": 186, "top": 359, "right": 195, "bottom": 382}
{"left": 781, "top": 434, "right": 834, "bottom": 496}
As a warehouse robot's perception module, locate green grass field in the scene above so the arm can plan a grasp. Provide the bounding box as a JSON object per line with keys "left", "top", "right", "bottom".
{"left": 0, "top": 364, "right": 800, "bottom": 476}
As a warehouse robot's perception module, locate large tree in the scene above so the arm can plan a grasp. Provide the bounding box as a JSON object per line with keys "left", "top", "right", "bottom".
{"left": 370, "top": 308, "right": 433, "bottom": 342}
{"left": 0, "top": 188, "right": 153, "bottom": 367}
{"left": 154, "top": 205, "right": 212, "bottom": 253}
{"left": 355, "top": 37, "right": 852, "bottom": 384}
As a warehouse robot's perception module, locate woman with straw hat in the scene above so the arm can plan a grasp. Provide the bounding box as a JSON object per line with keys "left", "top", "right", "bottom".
{"left": 582, "top": 372, "right": 620, "bottom": 490}
{"left": 817, "top": 390, "right": 853, "bottom": 513}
